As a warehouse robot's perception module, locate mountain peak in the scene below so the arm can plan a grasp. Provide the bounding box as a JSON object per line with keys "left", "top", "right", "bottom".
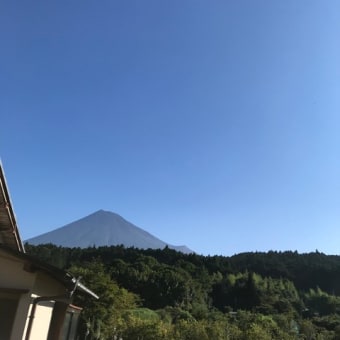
{"left": 26, "top": 210, "right": 194, "bottom": 254}
{"left": 90, "top": 209, "right": 115, "bottom": 216}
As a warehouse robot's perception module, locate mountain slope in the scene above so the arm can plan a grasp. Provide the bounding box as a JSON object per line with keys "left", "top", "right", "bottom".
{"left": 26, "top": 210, "right": 193, "bottom": 253}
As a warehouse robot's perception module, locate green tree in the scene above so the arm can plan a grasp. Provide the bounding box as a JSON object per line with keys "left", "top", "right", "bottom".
{"left": 69, "top": 261, "right": 138, "bottom": 339}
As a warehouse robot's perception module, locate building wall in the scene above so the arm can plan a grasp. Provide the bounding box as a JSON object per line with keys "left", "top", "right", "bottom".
{"left": 0, "top": 252, "right": 36, "bottom": 289}
{"left": 0, "top": 252, "right": 36, "bottom": 340}
{"left": 10, "top": 293, "right": 32, "bottom": 340}
{"left": 26, "top": 299, "right": 55, "bottom": 340}
{"left": 0, "top": 250, "right": 69, "bottom": 340}
{"left": 0, "top": 291, "right": 20, "bottom": 340}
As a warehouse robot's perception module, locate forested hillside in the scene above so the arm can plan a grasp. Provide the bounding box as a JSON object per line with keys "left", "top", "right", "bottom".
{"left": 26, "top": 244, "right": 340, "bottom": 339}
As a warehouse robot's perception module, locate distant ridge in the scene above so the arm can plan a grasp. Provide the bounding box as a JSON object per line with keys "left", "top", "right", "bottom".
{"left": 26, "top": 210, "right": 194, "bottom": 254}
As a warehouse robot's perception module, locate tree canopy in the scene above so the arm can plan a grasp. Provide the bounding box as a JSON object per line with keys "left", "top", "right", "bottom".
{"left": 26, "top": 244, "right": 340, "bottom": 339}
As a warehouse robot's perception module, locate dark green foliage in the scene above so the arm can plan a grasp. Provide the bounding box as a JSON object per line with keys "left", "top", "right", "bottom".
{"left": 67, "top": 261, "right": 139, "bottom": 339}
{"left": 25, "top": 243, "right": 340, "bottom": 339}
{"left": 304, "top": 287, "right": 340, "bottom": 316}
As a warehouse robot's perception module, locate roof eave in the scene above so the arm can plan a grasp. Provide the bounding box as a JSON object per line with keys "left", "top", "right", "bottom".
{"left": 0, "top": 162, "right": 25, "bottom": 252}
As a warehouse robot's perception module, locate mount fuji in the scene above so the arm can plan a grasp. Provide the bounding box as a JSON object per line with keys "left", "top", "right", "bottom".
{"left": 26, "top": 210, "right": 193, "bottom": 254}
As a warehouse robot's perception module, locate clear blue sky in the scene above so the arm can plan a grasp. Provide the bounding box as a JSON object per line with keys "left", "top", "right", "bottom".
{"left": 1, "top": 1, "right": 339, "bottom": 255}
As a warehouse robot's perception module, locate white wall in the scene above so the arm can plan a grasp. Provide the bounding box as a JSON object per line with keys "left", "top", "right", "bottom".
{"left": 0, "top": 250, "right": 68, "bottom": 340}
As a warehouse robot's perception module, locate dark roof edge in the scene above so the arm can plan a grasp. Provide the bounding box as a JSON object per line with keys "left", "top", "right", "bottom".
{"left": 0, "top": 162, "right": 25, "bottom": 252}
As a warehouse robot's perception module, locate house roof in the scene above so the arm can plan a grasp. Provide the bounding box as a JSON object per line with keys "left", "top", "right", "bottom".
{"left": 0, "top": 163, "right": 25, "bottom": 252}
{"left": 0, "top": 244, "right": 99, "bottom": 299}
